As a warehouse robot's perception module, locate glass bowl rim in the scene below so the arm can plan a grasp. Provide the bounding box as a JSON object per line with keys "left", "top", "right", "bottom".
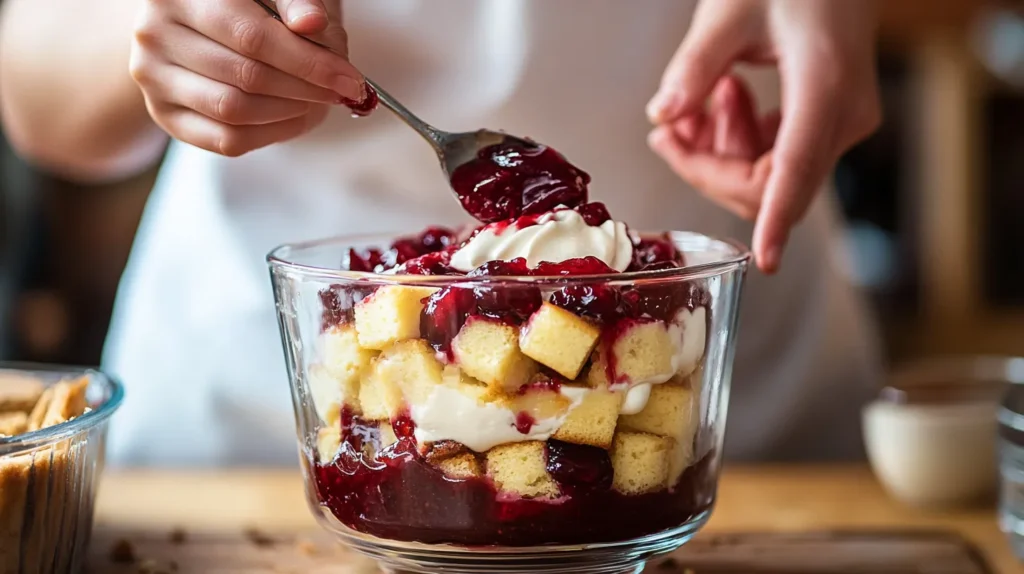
{"left": 0, "top": 363, "right": 124, "bottom": 453}
{"left": 267, "top": 230, "right": 751, "bottom": 285}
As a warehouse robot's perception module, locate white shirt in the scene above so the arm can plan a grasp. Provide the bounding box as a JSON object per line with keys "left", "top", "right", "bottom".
{"left": 102, "top": 0, "right": 881, "bottom": 467}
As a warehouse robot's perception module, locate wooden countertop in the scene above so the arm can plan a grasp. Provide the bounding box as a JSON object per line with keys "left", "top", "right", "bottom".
{"left": 94, "top": 465, "right": 1020, "bottom": 573}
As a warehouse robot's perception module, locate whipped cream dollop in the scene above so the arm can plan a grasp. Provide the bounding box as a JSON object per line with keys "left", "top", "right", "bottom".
{"left": 450, "top": 209, "right": 634, "bottom": 272}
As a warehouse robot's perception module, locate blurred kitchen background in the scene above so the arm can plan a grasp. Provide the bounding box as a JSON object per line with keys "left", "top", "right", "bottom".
{"left": 1, "top": 0, "right": 1024, "bottom": 368}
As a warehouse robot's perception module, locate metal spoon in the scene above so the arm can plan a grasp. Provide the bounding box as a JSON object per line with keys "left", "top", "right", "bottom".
{"left": 252, "top": 0, "right": 536, "bottom": 178}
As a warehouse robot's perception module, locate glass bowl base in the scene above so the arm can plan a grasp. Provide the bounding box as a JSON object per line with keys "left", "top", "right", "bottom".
{"left": 321, "top": 509, "right": 710, "bottom": 574}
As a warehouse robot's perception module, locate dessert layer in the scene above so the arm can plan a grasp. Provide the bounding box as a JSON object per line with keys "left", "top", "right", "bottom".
{"left": 314, "top": 422, "right": 718, "bottom": 546}
{"left": 450, "top": 208, "right": 633, "bottom": 272}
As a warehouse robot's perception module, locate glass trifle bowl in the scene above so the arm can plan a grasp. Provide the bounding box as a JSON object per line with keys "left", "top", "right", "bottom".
{"left": 268, "top": 230, "right": 749, "bottom": 574}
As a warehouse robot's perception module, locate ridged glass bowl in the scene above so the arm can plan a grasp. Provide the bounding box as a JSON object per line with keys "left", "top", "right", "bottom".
{"left": 0, "top": 364, "right": 123, "bottom": 574}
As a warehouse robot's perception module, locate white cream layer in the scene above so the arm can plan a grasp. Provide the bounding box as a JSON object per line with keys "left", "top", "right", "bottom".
{"left": 449, "top": 209, "right": 634, "bottom": 272}
{"left": 412, "top": 384, "right": 591, "bottom": 452}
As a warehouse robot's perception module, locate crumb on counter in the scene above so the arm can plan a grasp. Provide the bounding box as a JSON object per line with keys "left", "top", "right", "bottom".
{"left": 109, "top": 539, "right": 137, "bottom": 564}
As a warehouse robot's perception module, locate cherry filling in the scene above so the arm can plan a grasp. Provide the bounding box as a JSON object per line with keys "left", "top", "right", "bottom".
{"left": 622, "top": 281, "right": 711, "bottom": 322}
{"left": 575, "top": 202, "right": 612, "bottom": 227}
{"left": 532, "top": 257, "right": 616, "bottom": 277}
{"left": 549, "top": 284, "right": 623, "bottom": 323}
{"left": 342, "top": 227, "right": 457, "bottom": 273}
{"left": 402, "top": 251, "right": 460, "bottom": 276}
{"left": 545, "top": 440, "right": 614, "bottom": 494}
{"left": 344, "top": 248, "right": 386, "bottom": 273}
{"left": 421, "top": 287, "right": 475, "bottom": 360}
{"left": 314, "top": 420, "right": 719, "bottom": 546}
{"left": 318, "top": 285, "right": 352, "bottom": 331}
{"left": 628, "top": 235, "right": 685, "bottom": 271}
{"left": 339, "top": 83, "right": 380, "bottom": 117}
{"left": 449, "top": 143, "right": 591, "bottom": 223}
{"left": 391, "top": 411, "right": 417, "bottom": 440}
{"left": 514, "top": 412, "right": 536, "bottom": 434}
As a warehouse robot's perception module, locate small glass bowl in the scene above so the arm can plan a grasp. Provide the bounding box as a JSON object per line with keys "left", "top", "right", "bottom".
{"left": 268, "top": 231, "right": 749, "bottom": 574}
{"left": 0, "top": 364, "right": 123, "bottom": 574}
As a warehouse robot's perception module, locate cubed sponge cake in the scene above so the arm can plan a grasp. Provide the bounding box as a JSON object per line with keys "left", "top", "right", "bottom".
{"left": 322, "top": 324, "right": 378, "bottom": 381}
{"left": 486, "top": 441, "right": 559, "bottom": 498}
{"left": 618, "top": 381, "right": 697, "bottom": 442}
{"left": 316, "top": 426, "right": 342, "bottom": 463}
{"left": 357, "top": 367, "right": 398, "bottom": 421}
{"left": 435, "top": 452, "right": 483, "bottom": 480}
{"left": 596, "top": 320, "right": 676, "bottom": 386}
{"left": 519, "top": 303, "right": 601, "bottom": 380}
{"left": 354, "top": 285, "right": 437, "bottom": 350}
{"left": 552, "top": 385, "right": 623, "bottom": 449}
{"left": 370, "top": 339, "right": 444, "bottom": 410}
{"left": 307, "top": 364, "right": 353, "bottom": 425}
{"left": 619, "top": 382, "right": 698, "bottom": 482}
{"left": 610, "top": 431, "right": 674, "bottom": 495}
{"left": 453, "top": 317, "right": 537, "bottom": 393}
{"left": 378, "top": 421, "right": 398, "bottom": 449}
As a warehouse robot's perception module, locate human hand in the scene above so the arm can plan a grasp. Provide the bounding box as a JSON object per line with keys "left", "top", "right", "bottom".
{"left": 647, "top": 0, "right": 882, "bottom": 273}
{"left": 130, "top": 0, "right": 361, "bottom": 157}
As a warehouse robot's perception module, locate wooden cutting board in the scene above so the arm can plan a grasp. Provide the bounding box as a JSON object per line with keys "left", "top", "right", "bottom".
{"left": 85, "top": 527, "right": 995, "bottom": 574}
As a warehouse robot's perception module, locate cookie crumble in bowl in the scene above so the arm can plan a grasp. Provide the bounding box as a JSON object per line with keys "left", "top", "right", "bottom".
{"left": 0, "top": 365, "right": 123, "bottom": 573}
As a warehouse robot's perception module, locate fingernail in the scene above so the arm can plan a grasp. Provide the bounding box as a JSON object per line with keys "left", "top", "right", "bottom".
{"left": 646, "top": 129, "right": 666, "bottom": 149}
{"left": 647, "top": 90, "right": 681, "bottom": 123}
{"left": 760, "top": 245, "right": 782, "bottom": 274}
{"left": 334, "top": 76, "right": 364, "bottom": 102}
{"left": 286, "top": 4, "right": 323, "bottom": 26}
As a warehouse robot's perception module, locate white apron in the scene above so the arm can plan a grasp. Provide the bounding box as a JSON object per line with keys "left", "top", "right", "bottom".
{"left": 102, "top": 0, "right": 882, "bottom": 467}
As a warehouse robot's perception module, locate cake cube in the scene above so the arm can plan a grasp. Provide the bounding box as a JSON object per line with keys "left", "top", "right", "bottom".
{"left": 604, "top": 320, "right": 676, "bottom": 386}
{"left": 486, "top": 441, "right": 559, "bottom": 498}
{"left": 357, "top": 365, "right": 403, "bottom": 422}
{"left": 372, "top": 339, "right": 445, "bottom": 407}
{"left": 307, "top": 365, "right": 351, "bottom": 425}
{"left": 668, "top": 442, "right": 693, "bottom": 488}
{"left": 519, "top": 303, "right": 601, "bottom": 380}
{"left": 586, "top": 351, "right": 612, "bottom": 388}
{"left": 436, "top": 452, "right": 483, "bottom": 479}
{"left": 618, "top": 381, "right": 697, "bottom": 444}
{"left": 610, "top": 431, "right": 674, "bottom": 495}
{"left": 378, "top": 422, "right": 398, "bottom": 449}
{"left": 453, "top": 317, "right": 537, "bottom": 393}
{"left": 552, "top": 385, "right": 624, "bottom": 449}
{"left": 354, "top": 285, "right": 437, "bottom": 350}
{"left": 316, "top": 426, "right": 342, "bottom": 462}
{"left": 322, "top": 324, "right": 378, "bottom": 381}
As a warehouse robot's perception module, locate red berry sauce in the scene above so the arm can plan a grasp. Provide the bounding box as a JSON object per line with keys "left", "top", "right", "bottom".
{"left": 513, "top": 412, "right": 536, "bottom": 434}
{"left": 449, "top": 143, "right": 591, "bottom": 223}
{"left": 313, "top": 421, "right": 718, "bottom": 546}
{"left": 339, "top": 83, "right": 379, "bottom": 117}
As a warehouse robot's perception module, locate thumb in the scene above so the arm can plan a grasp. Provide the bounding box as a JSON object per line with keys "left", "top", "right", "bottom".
{"left": 647, "top": 4, "right": 749, "bottom": 123}
{"left": 277, "top": 0, "right": 349, "bottom": 58}
{"left": 277, "top": 0, "right": 329, "bottom": 35}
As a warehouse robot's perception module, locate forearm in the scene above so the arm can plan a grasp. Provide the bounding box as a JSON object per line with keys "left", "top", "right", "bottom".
{"left": 0, "top": 0, "right": 167, "bottom": 183}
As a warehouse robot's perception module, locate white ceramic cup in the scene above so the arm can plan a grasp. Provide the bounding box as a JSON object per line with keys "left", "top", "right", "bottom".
{"left": 863, "top": 357, "right": 1020, "bottom": 508}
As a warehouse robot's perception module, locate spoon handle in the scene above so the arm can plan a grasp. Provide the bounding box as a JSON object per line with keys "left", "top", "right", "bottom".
{"left": 363, "top": 79, "right": 446, "bottom": 149}
{"left": 250, "top": 0, "right": 446, "bottom": 150}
